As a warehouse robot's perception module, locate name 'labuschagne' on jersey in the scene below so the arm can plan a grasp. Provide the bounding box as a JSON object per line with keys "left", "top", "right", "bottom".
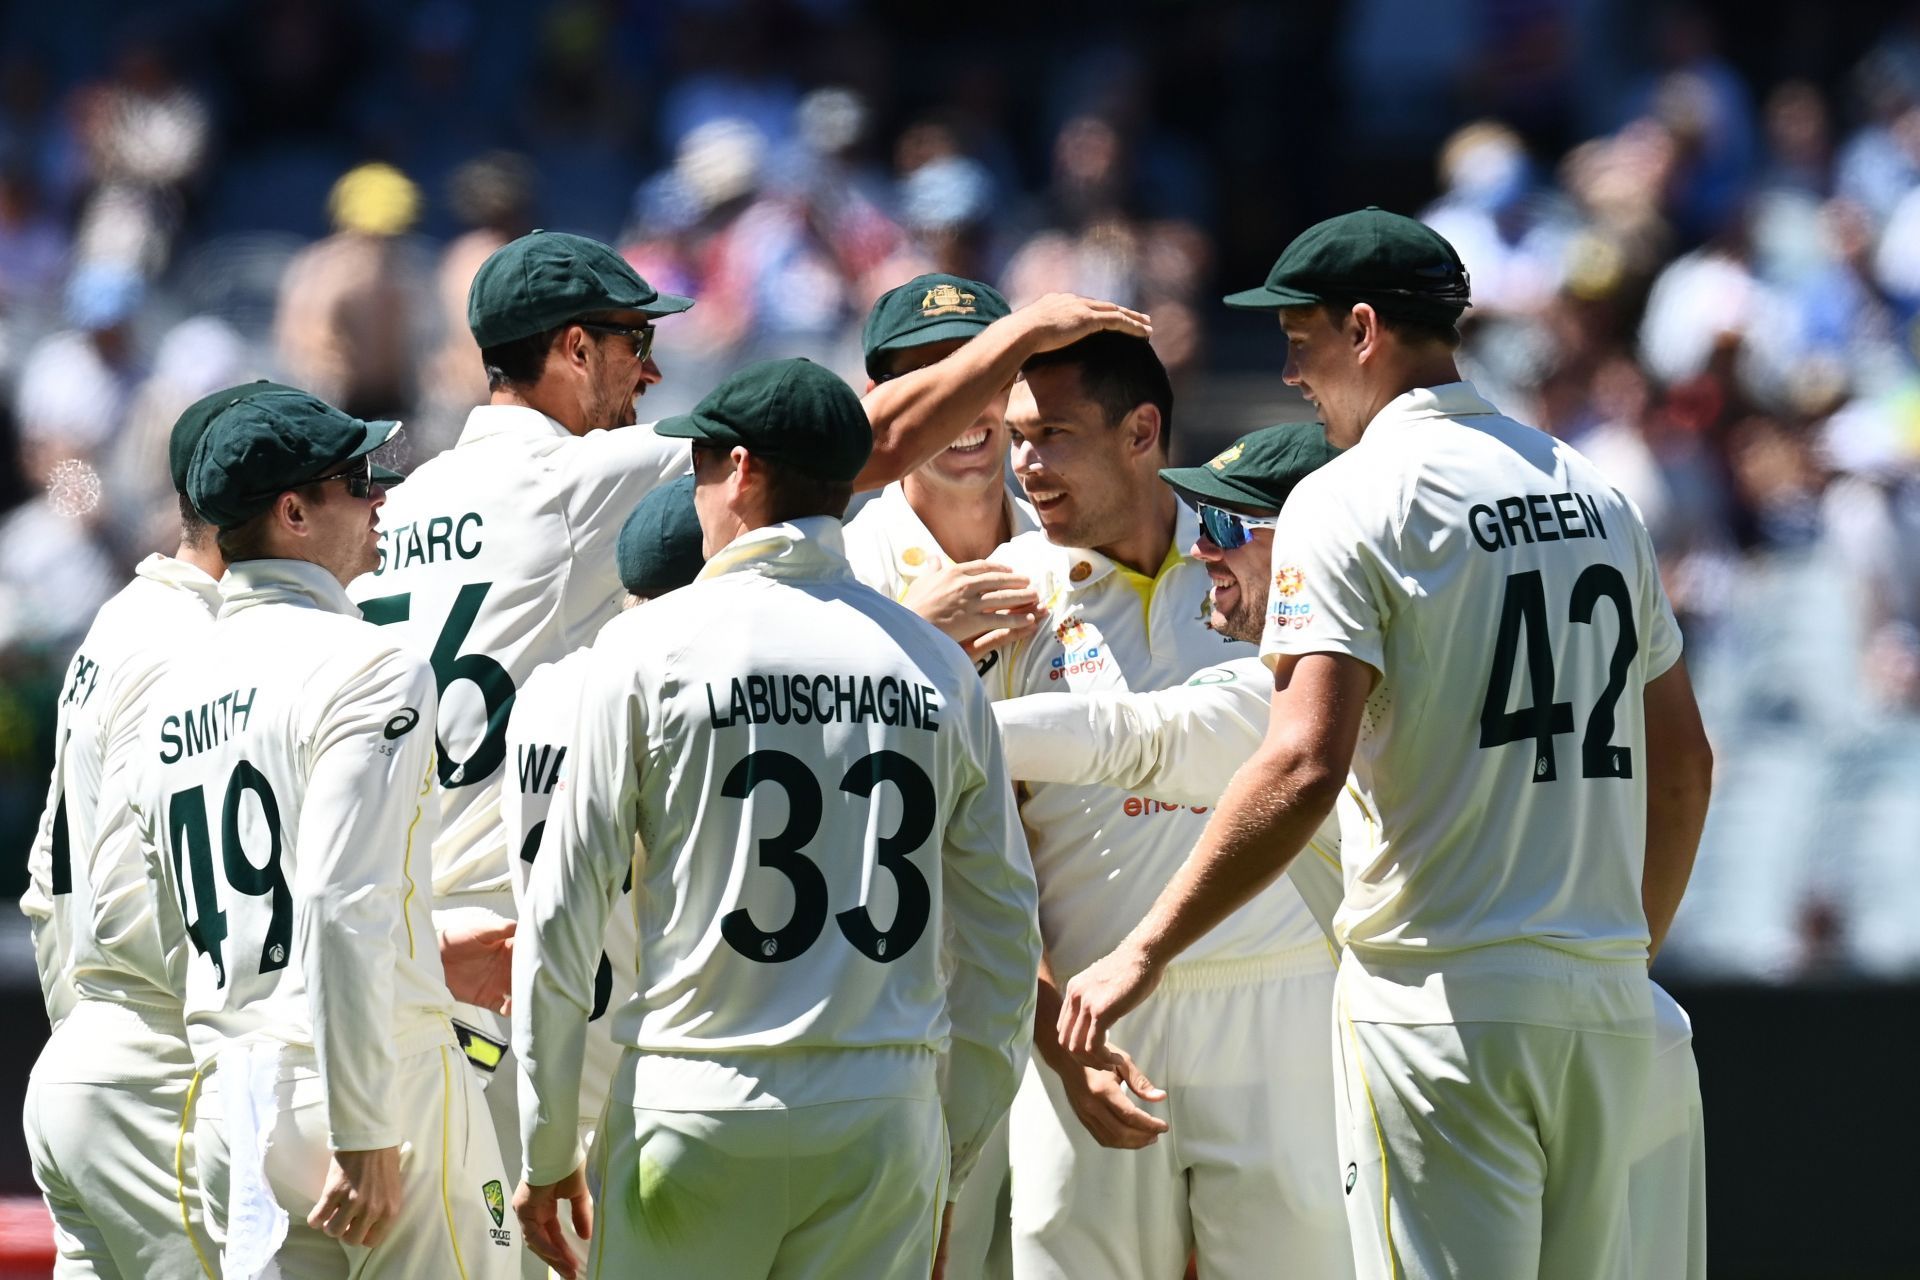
{"left": 1468, "top": 490, "right": 1612, "bottom": 553}
{"left": 159, "top": 687, "right": 257, "bottom": 762}
{"left": 706, "top": 673, "right": 942, "bottom": 731}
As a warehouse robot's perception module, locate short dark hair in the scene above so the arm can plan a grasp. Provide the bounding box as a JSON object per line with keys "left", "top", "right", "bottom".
{"left": 1320, "top": 295, "right": 1462, "bottom": 349}
{"left": 1022, "top": 331, "right": 1174, "bottom": 449}
{"left": 214, "top": 509, "right": 274, "bottom": 563}
{"left": 177, "top": 493, "right": 214, "bottom": 550}
{"left": 759, "top": 455, "right": 855, "bottom": 524}
{"left": 481, "top": 326, "right": 561, "bottom": 391}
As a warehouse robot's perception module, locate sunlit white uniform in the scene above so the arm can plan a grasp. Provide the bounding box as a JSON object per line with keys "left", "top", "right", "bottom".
{"left": 515, "top": 519, "right": 1040, "bottom": 1278}
{"left": 994, "top": 654, "right": 1705, "bottom": 1277}
{"left": 843, "top": 479, "right": 1040, "bottom": 602}
{"left": 137, "top": 558, "right": 517, "bottom": 1280}
{"left": 842, "top": 476, "right": 1038, "bottom": 1278}
{"left": 22, "top": 554, "right": 221, "bottom": 1279}
{"left": 1263, "top": 382, "right": 1681, "bottom": 1280}
{"left": 990, "top": 505, "right": 1345, "bottom": 1280}
{"left": 346, "top": 404, "right": 688, "bottom": 1233}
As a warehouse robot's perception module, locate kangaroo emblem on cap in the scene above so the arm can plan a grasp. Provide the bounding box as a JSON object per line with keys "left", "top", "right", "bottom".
{"left": 1207, "top": 442, "right": 1244, "bottom": 471}
{"left": 920, "top": 283, "right": 977, "bottom": 317}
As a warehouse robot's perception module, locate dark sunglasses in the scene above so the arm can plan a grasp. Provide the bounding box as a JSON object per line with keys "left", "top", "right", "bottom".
{"left": 1197, "top": 502, "right": 1278, "bottom": 550}
{"left": 579, "top": 321, "right": 656, "bottom": 363}
{"left": 307, "top": 456, "right": 376, "bottom": 499}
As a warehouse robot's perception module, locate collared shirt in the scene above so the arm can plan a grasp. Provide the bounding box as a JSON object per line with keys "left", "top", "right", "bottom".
{"left": 348, "top": 403, "right": 689, "bottom": 899}
{"left": 989, "top": 504, "right": 1321, "bottom": 976}
{"left": 136, "top": 558, "right": 452, "bottom": 1150}
{"left": 843, "top": 480, "right": 1040, "bottom": 602}
{"left": 515, "top": 518, "right": 1040, "bottom": 1190}
{"left": 1264, "top": 381, "right": 1680, "bottom": 1028}
{"left": 22, "top": 555, "right": 220, "bottom": 1059}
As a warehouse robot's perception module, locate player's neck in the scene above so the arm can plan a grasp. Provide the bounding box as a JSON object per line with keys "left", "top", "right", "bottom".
{"left": 1096, "top": 483, "right": 1178, "bottom": 578}
{"left": 1354, "top": 353, "right": 1465, "bottom": 441}
{"left": 903, "top": 472, "right": 1008, "bottom": 563}
{"left": 490, "top": 385, "right": 587, "bottom": 436}
{"left": 174, "top": 538, "right": 226, "bottom": 581}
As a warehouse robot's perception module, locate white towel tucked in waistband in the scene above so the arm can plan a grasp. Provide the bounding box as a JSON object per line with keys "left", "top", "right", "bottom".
{"left": 219, "top": 1042, "right": 289, "bottom": 1280}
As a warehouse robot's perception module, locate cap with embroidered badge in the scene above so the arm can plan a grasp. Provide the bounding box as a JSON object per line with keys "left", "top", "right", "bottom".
{"left": 169, "top": 380, "right": 305, "bottom": 496}
{"left": 1159, "top": 422, "right": 1341, "bottom": 513}
{"left": 187, "top": 389, "right": 405, "bottom": 529}
{"left": 1223, "top": 207, "right": 1471, "bottom": 323}
{"left": 655, "top": 357, "right": 872, "bottom": 482}
{"left": 861, "top": 273, "right": 1010, "bottom": 380}
{"left": 616, "top": 474, "right": 705, "bottom": 597}
{"left": 468, "top": 229, "right": 695, "bottom": 348}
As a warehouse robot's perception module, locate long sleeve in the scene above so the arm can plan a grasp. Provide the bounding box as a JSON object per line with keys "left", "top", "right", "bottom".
{"left": 938, "top": 682, "right": 1042, "bottom": 1189}
{"left": 993, "top": 662, "right": 1270, "bottom": 809}
{"left": 83, "top": 661, "right": 179, "bottom": 1001}
{"left": 296, "top": 650, "right": 440, "bottom": 1152}
{"left": 514, "top": 649, "right": 643, "bottom": 1184}
{"left": 21, "top": 724, "right": 75, "bottom": 1029}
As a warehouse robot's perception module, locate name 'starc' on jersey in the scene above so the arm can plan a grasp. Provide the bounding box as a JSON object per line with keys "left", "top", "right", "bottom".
{"left": 375, "top": 511, "right": 486, "bottom": 572}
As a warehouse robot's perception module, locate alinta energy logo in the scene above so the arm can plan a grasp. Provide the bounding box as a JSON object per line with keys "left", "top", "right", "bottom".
{"left": 1048, "top": 615, "right": 1107, "bottom": 682}
{"left": 1270, "top": 565, "right": 1313, "bottom": 630}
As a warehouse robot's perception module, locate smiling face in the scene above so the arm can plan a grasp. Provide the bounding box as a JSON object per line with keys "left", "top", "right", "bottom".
{"left": 1279, "top": 305, "right": 1369, "bottom": 447}
{"left": 881, "top": 338, "right": 1013, "bottom": 494}
{"left": 1190, "top": 516, "right": 1274, "bottom": 642}
{"left": 1007, "top": 366, "right": 1155, "bottom": 552}
{"left": 577, "top": 308, "right": 663, "bottom": 432}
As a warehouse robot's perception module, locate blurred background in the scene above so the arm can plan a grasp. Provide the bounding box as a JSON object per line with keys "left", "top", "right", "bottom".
{"left": 0, "top": 0, "right": 1916, "bottom": 1274}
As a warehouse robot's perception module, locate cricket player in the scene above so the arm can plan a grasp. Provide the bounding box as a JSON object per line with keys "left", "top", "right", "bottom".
{"left": 998, "top": 424, "right": 1705, "bottom": 1280}
{"left": 846, "top": 274, "right": 1043, "bottom": 669}
{"left": 20, "top": 381, "right": 297, "bottom": 1279}
{"left": 512, "top": 358, "right": 1042, "bottom": 1280}
{"left": 140, "top": 389, "right": 518, "bottom": 1279}
{"left": 990, "top": 337, "right": 1349, "bottom": 1279}
{"left": 1057, "top": 208, "right": 1716, "bottom": 1280}
{"left": 500, "top": 475, "right": 706, "bottom": 1267}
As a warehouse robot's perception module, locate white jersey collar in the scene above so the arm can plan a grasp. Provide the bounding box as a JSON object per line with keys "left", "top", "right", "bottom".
{"left": 456, "top": 403, "right": 580, "bottom": 445}
{"left": 699, "top": 516, "right": 854, "bottom": 583}
{"left": 218, "top": 557, "right": 362, "bottom": 620}
{"left": 881, "top": 480, "right": 1040, "bottom": 581}
{"left": 1363, "top": 380, "right": 1500, "bottom": 440}
{"left": 134, "top": 552, "right": 223, "bottom": 611}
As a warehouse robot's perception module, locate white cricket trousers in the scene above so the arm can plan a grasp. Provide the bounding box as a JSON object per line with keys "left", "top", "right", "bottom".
{"left": 1333, "top": 992, "right": 1653, "bottom": 1278}
{"left": 945, "top": 1113, "right": 1011, "bottom": 1280}
{"left": 24, "top": 1000, "right": 217, "bottom": 1279}
{"left": 585, "top": 1047, "right": 947, "bottom": 1278}
{"left": 1629, "top": 986, "right": 1705, "bottom": 1280}
{"left": 1011, "top": 946, "right": 1352, "bottom": 1280}
{"left": 197, "top": 1035, "right": 521, "bottom": 1279}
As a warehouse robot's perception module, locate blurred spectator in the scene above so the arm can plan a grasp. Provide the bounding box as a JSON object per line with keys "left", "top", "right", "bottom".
{"left": 1422, "top": 120, "right": 1580, "bottom": 318}
{"left": 13, "top": 263, "right": 144, "bottom": 459}
{"left": 0, "top": 163, "right": 69, "bottom": 313}
{"left": 274, "top": 162, "right": 425, "bottom": 422}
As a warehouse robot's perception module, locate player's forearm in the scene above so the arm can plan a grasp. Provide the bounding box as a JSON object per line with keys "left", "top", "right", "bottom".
{"left": 855, "top": 319, "right": 1039, "bottom": 490}
{"left": 515, "top": 969, "right": 592, "bottom": 1184}
{"left": 303, "top": 894, "right": 402, "bottom": 1149}
{"left": 1127, "top": 748, "right": 1339, "bottom": 969}
{"left": 1642, "top": 740, "right": 1712, "bottom": 960}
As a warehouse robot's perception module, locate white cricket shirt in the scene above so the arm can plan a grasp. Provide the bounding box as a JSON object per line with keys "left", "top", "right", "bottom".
{"left": 514, "top": 519, "right": 1040, "bottom": 1188}
{"left": 991, "top": 656, "right": 1344, "bottom": 940}
{"left": 843, "top": 479, "right": 1040, "bottom": 602}
{"left": 502, "top": 648, "right": 638, "bottom": 1148}
{"left": 136, "top": 558, "right": 453, "bottom": 1150}
{"left": 347, "top": 405, "right": 689, "bottom": 899}
{"left": 990, "top": 504, "right": 1321, "bottom": 976}
{"left": 1262, "top": 382, "right": 1681, "bottom": 1025}
{"left": 22, "top": 555, "right": 218, "bottom": 1076}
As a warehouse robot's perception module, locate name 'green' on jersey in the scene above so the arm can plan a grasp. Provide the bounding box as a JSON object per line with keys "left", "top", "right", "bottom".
{"left": 347, "top": 405, "right": 689, "bottom": 899}
{"left": 1261, "top": 383, "right": 1683, "bottom": 964}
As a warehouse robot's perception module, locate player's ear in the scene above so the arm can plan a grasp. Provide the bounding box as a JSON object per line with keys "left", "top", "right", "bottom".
{"left": 1349, "top": 302, "right": 1382, "bottom": 363}
{"left": 1121, "top": 402, "right": 1163, "bottom": 459}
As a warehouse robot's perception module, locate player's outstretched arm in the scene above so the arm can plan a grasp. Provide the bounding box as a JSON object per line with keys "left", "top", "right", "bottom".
{"left": 514, "top": 1164, "right": 593, "bottom": 1280}
{"left": 1056, "top": 651, "right": 1370, "bottom": 1064}
{"left": 936, "top": 687, "right": 1044, "bottom": 1187}
{"left": 1641, "top": 656, "right": 1713, "bottom": 959}
{"left": 512, "top": 645, "right": 643, "bottom": 1244}
{"left": 901, "top": 560, "right": 1046, "bottom": 656}
{"left": 856, "top": 293, "right": 1150, "bottom": 491}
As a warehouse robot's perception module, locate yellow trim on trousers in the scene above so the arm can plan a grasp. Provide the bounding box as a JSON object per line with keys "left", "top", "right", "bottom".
{"left": 174, "top": 1066, "right": 219, "bottom": 1279}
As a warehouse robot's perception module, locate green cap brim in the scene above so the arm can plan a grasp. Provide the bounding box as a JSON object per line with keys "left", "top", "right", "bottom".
{"left": 1157, "top": 464, "right": 1278, "bottom": 512}
{"left": 638, "top": 292, "right": 696, "bottom": 318}
{"left": 867, "top": 316, "right": 994, "bottom": 364}
{"left": 1222, "top": 283, "right": 1326, "bottom": 310}
{"left": 653, "top": 411, "right": 727, "bottom": 446}
{"left": 347, "top": 419, "right": 407, "bottom": 486}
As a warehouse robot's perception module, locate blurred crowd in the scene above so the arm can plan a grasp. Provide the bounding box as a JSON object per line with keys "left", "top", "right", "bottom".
{"left": 0, "top": 0, "right": 1918, "bottom": 980}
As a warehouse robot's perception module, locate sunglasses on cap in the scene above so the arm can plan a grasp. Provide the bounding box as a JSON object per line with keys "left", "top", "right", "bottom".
{"left": 578, "top": 320, "right": 656, "bottom": 364}
{"left": 307, "top": 456, "right": 377, "bottom": 499}
{"left": 1196, "top": 502, "right": 1278, "bottom": 550}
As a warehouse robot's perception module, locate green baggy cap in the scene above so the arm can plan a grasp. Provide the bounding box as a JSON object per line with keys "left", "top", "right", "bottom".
{"left": 861, "top": 273, "right": 1011, "bottom": 380}
{"left": 169, "top": 380, "right": 305, "bottom": 495}
{"left": 1160, "top": 423, "right": 1341, "bottom": 514}
{"left": 1224, "top": 207, "right": 1470, "bottom": 323}
{"left": 187, "top": 389, "right": 403, "bottom": 528}
{"left": 656, "top": 358, "right": 872, "bottom": 482}
{"left": 468, "top": 230, "right": 694, "bottom": 348}
{"left": 616, "top": 474, "right": 705, "bottom": 597}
